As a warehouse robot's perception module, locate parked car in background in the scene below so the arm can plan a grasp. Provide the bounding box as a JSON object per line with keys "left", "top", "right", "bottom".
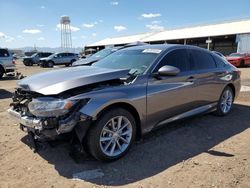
{"left": 226, "top": 53, "right": 250, "bottom": 67}
{"left": 23, "top": 52, "right": 53, "bottom": 66}
{"left": 72, "top": 48, "right": 118, "bottom": 66}
{"left": 212, "top": 51, "right": 226, "bottom": 59}
{"left": 0, "top": 48, "right": 16, "bottom": 79}
{"left": 73, "top": 41, "right": 148, "bottom": 66}
{"left": 8, "top": 44, "right": 241, "bottom": 161}
{"left": 39, "top": 52, "right": 79, "bottom": 67}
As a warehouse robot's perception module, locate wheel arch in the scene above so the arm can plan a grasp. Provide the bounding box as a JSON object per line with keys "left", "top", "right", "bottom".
{"left": 226, "top": 83, "right": 236, "bottom": 99}
{"left": 95, "top": 102, "right": 142, "bottom": 139}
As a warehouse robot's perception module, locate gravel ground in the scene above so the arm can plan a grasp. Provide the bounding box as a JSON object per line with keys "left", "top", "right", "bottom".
{"left": 0, "top": 61, "right": 249, "bottom": 188}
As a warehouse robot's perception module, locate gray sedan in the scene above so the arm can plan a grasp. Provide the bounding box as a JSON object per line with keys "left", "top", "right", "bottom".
{"left": 8, "top": 44, "right": 241, "bottom": 161}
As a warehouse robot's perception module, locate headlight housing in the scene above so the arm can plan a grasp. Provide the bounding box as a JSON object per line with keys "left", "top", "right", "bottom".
{"left": 28, "top": 97, "right": 76, "bottom": 117}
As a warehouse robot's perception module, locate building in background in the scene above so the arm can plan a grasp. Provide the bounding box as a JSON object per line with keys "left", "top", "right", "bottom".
{"left": 86, "top": 19, "right": 250, "bottom": 55}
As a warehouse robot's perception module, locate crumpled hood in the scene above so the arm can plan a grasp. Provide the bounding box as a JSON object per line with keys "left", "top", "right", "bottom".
{"left": 18, "top": 66, "right": 129, "bottom": 95}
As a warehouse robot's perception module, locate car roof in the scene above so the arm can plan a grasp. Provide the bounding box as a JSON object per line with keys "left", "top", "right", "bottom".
{"left": 118, "top": 44, "right": 210, "bottom": 53}
{"left": 121, "top": 44, "right": 172, "bottom": 51}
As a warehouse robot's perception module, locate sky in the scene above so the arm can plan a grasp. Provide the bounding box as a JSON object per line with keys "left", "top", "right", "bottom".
{"left": 0, "top": 0, "right": 250, "bottom": 49}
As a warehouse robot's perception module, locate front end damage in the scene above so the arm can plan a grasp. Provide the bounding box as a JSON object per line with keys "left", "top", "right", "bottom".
{"left": 8, "top": 89, "right": 92, "bottom": 146}
{"left": 8, "top": 66, "right": 132, "bottom": 152}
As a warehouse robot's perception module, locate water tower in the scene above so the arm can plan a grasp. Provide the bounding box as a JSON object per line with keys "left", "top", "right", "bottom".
{"left": 60, "top": 16, "right": 72, "bottom": 51}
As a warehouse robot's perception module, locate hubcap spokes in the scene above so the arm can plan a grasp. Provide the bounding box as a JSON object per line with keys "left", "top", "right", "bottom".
{"left": 100, "top": 116, "right": 132, "bottom": 157}
{"left": 221, "top": 90, "right": 233, "bottom": 113}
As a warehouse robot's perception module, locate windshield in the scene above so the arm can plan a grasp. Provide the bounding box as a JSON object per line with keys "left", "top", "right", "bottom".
{"left": 91, "top": 48, "right": 113, "bottom": 59}
{"left": 93, "top": 48, "right": 161, "bottom": 75}
{"left": 47, "top": 53, "right": 57, "bottom": 58}
{"left": 229, "top": 53, "right": 243, "bottom": 57}
{"left": 86, "top": 48, "right": 113, "bottom": 62}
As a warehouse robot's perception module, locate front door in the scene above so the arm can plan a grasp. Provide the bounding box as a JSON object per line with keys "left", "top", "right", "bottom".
{"left": 146, "top": 49, "right": 197, "bottom": 128}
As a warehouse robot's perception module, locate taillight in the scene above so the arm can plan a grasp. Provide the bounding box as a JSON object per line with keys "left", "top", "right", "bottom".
{"left": 12, "top": 60, "right": 15, "bottom": 64}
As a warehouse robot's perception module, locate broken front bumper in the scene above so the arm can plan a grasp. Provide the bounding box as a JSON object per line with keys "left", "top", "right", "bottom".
{"left": 8, "top": 108, "right": 41, "bottom": 128}
{"left": 8, "top": 107, "right": 91, "bottom": 140}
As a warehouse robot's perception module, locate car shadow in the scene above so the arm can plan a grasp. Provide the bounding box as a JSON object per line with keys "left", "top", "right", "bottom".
{"left": 0, "top": 89, "right": 13, "bottom": 99}
{"left": 21, "top": 103, "right": 250, "bottom": 186}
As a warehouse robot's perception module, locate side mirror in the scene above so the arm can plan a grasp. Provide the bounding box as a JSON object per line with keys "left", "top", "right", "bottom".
{"left": 157, "top": 65, "right": 180, "bottom": 76}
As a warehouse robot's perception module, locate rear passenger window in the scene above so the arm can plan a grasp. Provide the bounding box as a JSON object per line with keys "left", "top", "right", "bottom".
{"left": 190, "top": 50, "right": 217, "bottom": 70}
{"left": 157, "top": 49, "right": 190, "bottom": 72}
{"left": 0, "top": 49, "right": 9, "bottom": 57}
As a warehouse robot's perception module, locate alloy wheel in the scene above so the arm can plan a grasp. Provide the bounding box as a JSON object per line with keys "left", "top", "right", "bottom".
{"left": 220, "top": 89, "right": 233, "bottom": 114}
{"left": 99, "top": 116, "right": 133, "bottom": 157}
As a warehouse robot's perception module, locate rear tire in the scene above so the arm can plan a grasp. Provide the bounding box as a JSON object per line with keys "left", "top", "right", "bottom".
{"left": 214, "top": 86, "right": 234, "bottom": 116}
{"left": 87, "top": 108, "right": 136, "bottom": 162}
{"left": 240, "top": 60, "right": 245, "bottom": 67}
{"left": 71, "top": 59, "right": 76, "bottom": 64}
{"left": 65, "top": 59, "right": 76, "bottom": 67}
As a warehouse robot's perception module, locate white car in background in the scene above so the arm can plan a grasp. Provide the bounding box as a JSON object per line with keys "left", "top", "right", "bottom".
{"left": 0, "top": 48, "right": 16, "bottom": 79}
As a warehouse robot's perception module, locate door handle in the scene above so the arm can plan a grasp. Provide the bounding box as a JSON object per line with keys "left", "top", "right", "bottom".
{"left": 187, "top": 76, "right": 196, "bottom": 82}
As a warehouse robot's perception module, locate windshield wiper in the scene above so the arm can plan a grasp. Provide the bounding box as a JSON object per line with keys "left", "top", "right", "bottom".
{"left": 127, "top": 69, "right": 139, "bottom": 76}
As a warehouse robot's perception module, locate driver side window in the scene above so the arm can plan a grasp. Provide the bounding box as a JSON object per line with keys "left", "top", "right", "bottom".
{"left": 157, "top": 49, "right": 190, "bottom": 72}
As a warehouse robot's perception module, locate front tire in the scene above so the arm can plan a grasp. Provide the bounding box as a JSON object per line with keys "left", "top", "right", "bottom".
{"left": 47, "top": 61, "right": 54, "bottom": 68}
{"left": 215, "top": 86, "right": 234, "bottom": 116}
{"left": 87, "top": 108, "right": 136, "bottom": 162}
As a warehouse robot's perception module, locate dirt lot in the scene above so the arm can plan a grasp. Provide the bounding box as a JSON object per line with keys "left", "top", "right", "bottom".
{"left": 0, "top": 61, "right": 250, "bottom": 188}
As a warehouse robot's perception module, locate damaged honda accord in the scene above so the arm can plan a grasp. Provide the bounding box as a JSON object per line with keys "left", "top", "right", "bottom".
{"left": 8, "top": 44, "right": 241, "bottom": 161}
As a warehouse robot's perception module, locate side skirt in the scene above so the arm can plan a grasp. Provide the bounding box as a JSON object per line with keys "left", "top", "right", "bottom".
{"left": 156, "top": 102, "right": 217, "bottom": 127}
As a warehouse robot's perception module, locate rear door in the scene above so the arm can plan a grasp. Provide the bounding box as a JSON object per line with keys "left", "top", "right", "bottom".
{"left": 54, "top": 53, "right": 64, "bottom": 64}
{"left": 66, "top": 53, "right": 73, "bottom": 63}
{"left": 188, "top": 49, "right": 222, "bottom": 106}
{"left": 147, "top": 48, "right": 198, "bottom": 127}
